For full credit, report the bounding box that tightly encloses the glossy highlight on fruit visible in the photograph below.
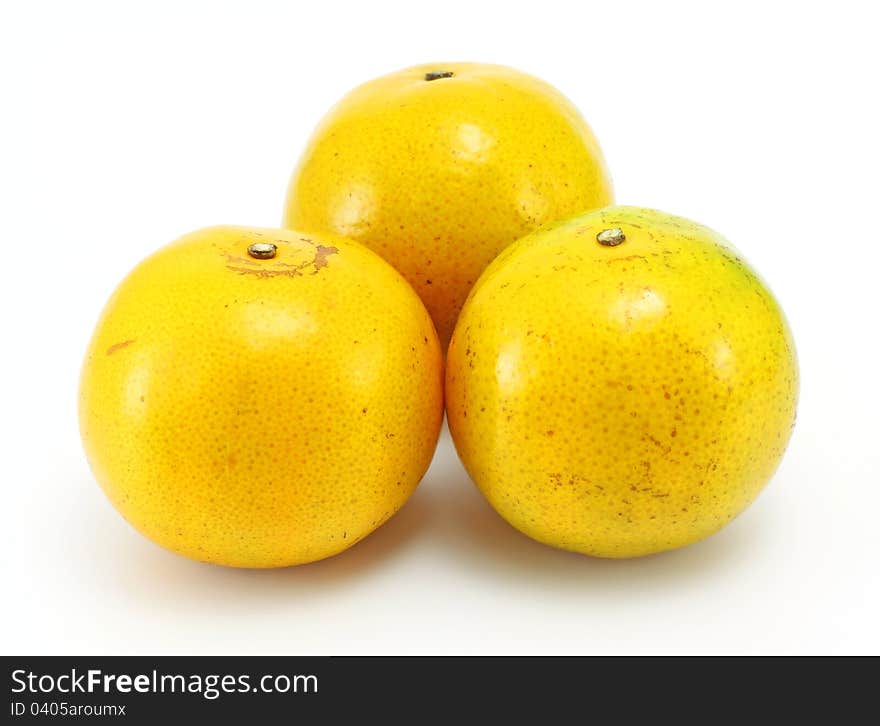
[79,226,444,568]
[283,62,614,347]
[446,206,798,558]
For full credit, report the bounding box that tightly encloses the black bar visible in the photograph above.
[2,656,871,722]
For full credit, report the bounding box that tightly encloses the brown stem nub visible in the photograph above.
[425,71,454,81]
[597,228,626,247]
[248,242,277,259]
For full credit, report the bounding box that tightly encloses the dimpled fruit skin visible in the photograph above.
[283,62,613,348]
[446,206,798,558]
[79,226,443,568]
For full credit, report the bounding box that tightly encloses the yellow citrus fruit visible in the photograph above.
[79,226,443,568]
[446,206,798,558]
[283,62,614,347]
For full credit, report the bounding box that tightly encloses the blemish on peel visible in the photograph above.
[312,245,339,271]
[226,245,339,278]
[106,339,135,355]
[225,254,260,267]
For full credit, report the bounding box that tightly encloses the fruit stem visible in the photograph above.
[597,228,626,247]
[248,242,277,259]
[424,71,454,81]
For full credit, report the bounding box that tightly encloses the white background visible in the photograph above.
[2,1,878,655]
